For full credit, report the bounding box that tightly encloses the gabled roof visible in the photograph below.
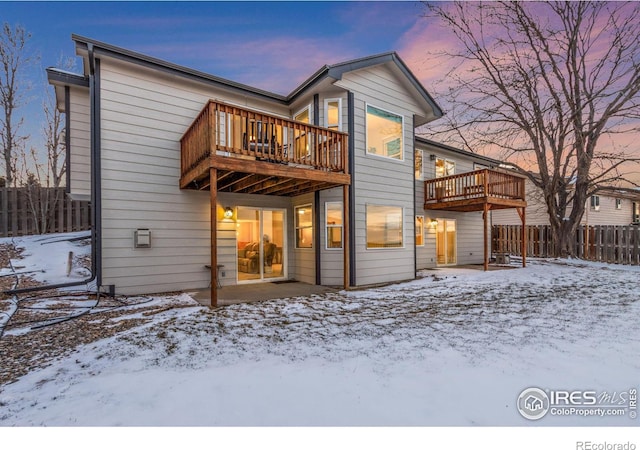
[66,35,442,121]
[288,52,443,121]
[415,136,503,167]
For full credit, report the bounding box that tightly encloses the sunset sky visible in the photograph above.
[2,1,639,184]
[4,2,438,95]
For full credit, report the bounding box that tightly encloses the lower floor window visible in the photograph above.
[415,215,424,246]
[295,205,313,248]
[366,205,403,249]
[326,202,343,249]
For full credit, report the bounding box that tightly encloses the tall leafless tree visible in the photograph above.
[424,1,640,256]
[20,56,74,234]
[0,23,34,187]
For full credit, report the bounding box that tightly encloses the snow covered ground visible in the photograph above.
[1,233,639,429]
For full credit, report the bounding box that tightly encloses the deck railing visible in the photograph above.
[424,169,525,204]
[181,100,349,177]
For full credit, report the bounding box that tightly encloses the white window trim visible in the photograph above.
[615,198,623,210]
[591,195,600,210]
[295,203,313,249]
[325,201,343,250]
[294,105,312,123]
[365,204,405,250]
[415,215,425,247]
[324,98,342,131]
[415,149,424,180]
[365,103,405,162]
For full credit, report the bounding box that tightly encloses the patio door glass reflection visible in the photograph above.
[436,219,457,265]
[236,207,286,282]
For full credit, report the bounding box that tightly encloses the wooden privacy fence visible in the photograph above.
[0,187,91,237]
[492,224,640,265]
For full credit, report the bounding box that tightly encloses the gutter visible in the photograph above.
[4,44,101,295]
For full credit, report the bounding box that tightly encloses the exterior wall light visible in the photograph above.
[224,207,234,219]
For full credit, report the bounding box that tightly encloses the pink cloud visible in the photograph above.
[136,35,357,95]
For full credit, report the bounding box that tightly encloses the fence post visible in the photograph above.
[0,187,91,237]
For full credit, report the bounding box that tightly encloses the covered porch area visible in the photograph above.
[180,100,351,306]
[424,168,527,270]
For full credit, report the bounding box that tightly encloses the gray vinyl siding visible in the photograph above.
[335,65,421,285]
[68,86,91,199]
[415,142,491,268]
[98,57,290,295]
[292,193,316,285]
[319,187,344,286]
[584,196,636,225]
[491,178,548,226]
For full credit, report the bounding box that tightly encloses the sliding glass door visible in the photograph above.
[436,219,457,265]
[236,207,286,282]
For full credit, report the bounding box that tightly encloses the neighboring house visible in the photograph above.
[48,35,526,305]
[492,176,640,226]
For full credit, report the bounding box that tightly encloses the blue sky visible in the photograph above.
[4,1,432,94]
[3,1,439,162]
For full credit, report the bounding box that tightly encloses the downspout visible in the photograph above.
[4,44,101,295]
[65,86,71,195]
[347,92,356,287]
[313,94,321,285]
[412,117,417,279]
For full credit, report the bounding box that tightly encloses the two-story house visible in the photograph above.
[492,177,640,227]
[48,35,526,305]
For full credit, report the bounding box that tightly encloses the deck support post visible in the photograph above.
[210,167,218,307]
[517,206,526,268]
[343,184,350,289]
[483,202,489,271]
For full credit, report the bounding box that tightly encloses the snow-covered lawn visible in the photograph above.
[1,233,639,427]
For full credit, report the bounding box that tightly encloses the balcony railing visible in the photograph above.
[181,100,349,178]
[425,169,525,205]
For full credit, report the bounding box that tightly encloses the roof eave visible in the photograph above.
[415,136,503,167]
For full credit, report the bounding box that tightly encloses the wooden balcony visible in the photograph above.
[424,169,526,212]
[180,100,350,196]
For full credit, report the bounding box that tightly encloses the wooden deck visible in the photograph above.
[424,169,527,270]
[180,100,350,195]
[179,100,351,307]
[424,169,526,212]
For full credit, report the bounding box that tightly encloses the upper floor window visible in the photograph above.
[616,198,623,210]
[590,195,600,211]
[415,149,424,180]
[366,105,403,160]
[633,202,639,223]
[294,106,311,123]
[435,158,455,178]
[324,99,342,131]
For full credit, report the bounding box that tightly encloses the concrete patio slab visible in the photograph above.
[188,281,337,307]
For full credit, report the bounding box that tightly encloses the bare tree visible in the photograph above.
[0,23,34,187]
[18,56,74,234]
[424,1,640,256]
